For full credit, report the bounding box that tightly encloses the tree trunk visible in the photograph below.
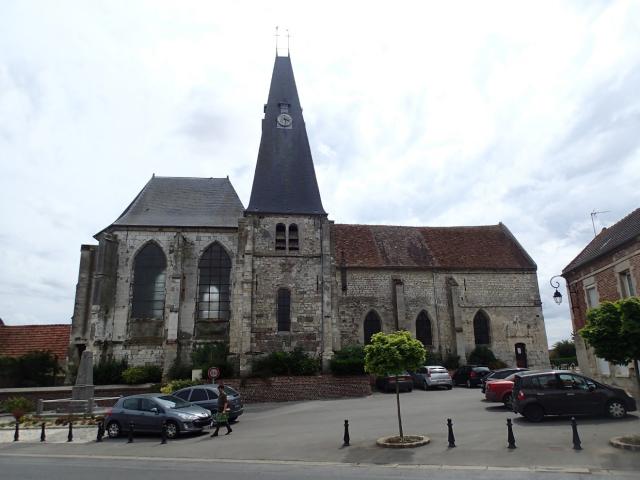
[634,358,640,390]
[395,375,404,442]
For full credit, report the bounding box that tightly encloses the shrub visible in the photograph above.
[467,346,497,366]
[489,359,508,370]
[253,347,320,376]
[160,378,201,394]
[94,358,128,385]
[122,365,162,385]
[330,345,365,375]
[443,353,460,370]
[191,343,234,379]
[167,357,193,381]
[0,351,61,388]
[2,396,35,420]
[424,350,443,366]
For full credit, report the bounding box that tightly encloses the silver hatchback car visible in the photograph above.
[411,365,453,390]
[104,393,212,439]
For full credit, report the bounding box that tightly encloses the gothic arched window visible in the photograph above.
[416,311,433,347]
[288,224,299,251]
[131,243,166,319]
[363,310,382,345]
[275,223,286,251]
[197,243,231,320]
[277,288,291,331]
[473,311,491,346]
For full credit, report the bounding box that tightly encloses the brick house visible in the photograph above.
[69,55,551,376]
[562,208,640,397]
[0,320,70,367]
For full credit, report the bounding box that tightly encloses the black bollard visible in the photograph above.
[571,417,582,450]
[67,422,73,442]
[506,418,516,449]
[161,421,167,444]
[40,423,46,442]
[447,418,456,448]
[343,419,350,447]
[13,422,19,442]
[128,421,134,443]
[96,421,104,443]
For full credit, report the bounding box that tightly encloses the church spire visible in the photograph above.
[246,56,326,215]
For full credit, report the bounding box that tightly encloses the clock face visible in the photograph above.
[277,113,292,128]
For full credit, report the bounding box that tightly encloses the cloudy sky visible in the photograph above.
[1,1,639,347]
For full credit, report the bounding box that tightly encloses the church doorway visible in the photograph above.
[515,343,528,368]
[363,310,381,345]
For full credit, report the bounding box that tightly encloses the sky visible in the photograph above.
[1,1,639,348]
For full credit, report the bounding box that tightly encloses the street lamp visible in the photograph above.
[550,275,563,305]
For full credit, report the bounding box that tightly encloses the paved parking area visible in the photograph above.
[1,387,639,472]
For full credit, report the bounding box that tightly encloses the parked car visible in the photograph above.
[411,366,453,390]
[512,370,637,422]
[481,368,529,393]
[484,373,518,407]
[376,372,413,393]
[452,365,492,388]
[104,393,212,439]
[173,384,244,422]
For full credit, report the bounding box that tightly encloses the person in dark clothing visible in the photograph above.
[211,382,232,436]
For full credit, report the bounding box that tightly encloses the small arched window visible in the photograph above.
[197,243,232,320]
[131,243,166,319]
[277,288,291,331]
[275,223,286,251]
[416,311,432,347]
[288,224,299,251]
[473,311,491,345]
[363,310,382,345]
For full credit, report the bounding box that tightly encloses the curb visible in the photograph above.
[610,436,640,452]
[376,435,430,448]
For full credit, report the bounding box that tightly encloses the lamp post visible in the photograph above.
[550,276,563,305]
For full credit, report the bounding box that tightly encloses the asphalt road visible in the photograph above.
[1,387,639,473]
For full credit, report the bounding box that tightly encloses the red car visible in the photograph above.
[485,374,517,407]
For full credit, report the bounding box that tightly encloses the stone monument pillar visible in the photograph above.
[72,351,95,409]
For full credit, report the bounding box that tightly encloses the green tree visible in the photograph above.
[580,297,640,387]
[364,331,426,441]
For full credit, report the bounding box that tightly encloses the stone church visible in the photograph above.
[69,55,550,376]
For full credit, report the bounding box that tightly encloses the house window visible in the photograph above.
[415,311,432,347]
[288,224,299,251]
[277,288,291,331]
[619,270,635,298]
[131,243,166,319]
[585,286,598,308]
[363,310,382,345]
[197,243,231,320]
[473,311,491,346]
[275,223,286,251]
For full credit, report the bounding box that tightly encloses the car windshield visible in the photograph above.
[429,368,447,373]
[155,395,192,409]
[505,374,517,381]
[223,386,238,396]
[474,367,491,373]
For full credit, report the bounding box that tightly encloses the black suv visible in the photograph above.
[452,365,492,388]
[512,370,637,422]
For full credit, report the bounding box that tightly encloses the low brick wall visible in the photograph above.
[0,375,371,408]
[224,375,371,403]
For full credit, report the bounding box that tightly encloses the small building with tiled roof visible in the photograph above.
[562,207,640,397]
[0,323,70,363]
[70,54,550,376]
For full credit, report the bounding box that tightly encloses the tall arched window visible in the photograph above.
[275,223,286,251]
[197,243,231,320]
[473,311,491,345]
[288,224,299,251]
[363,310,382,345]
[416,311,433,347]
[131,243,166,319]
[277,288,291,331]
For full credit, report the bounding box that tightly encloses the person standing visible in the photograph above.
[211,381,232,437]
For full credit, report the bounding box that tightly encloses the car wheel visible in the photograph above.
[502,393,513,408]
[165,420,179,439]
[466,380,472,388]
[446,385,453,390]
[523,404,544,422]
[408,386,413,392]
[423,380,429,391]
[607,400,627,419]
[106,421,121,438]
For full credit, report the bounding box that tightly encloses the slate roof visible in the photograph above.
[0,324,71,361]
[246,56,326,215]
[104,176,245,232]
[563,208,640,274]
[334,223,536,270]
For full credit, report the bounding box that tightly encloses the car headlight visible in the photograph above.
[624,389,634,398]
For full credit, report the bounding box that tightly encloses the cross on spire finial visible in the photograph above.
[286,29,291,56]
[274,26,280,54]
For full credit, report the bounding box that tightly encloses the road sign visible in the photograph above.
[208,367,220,380]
